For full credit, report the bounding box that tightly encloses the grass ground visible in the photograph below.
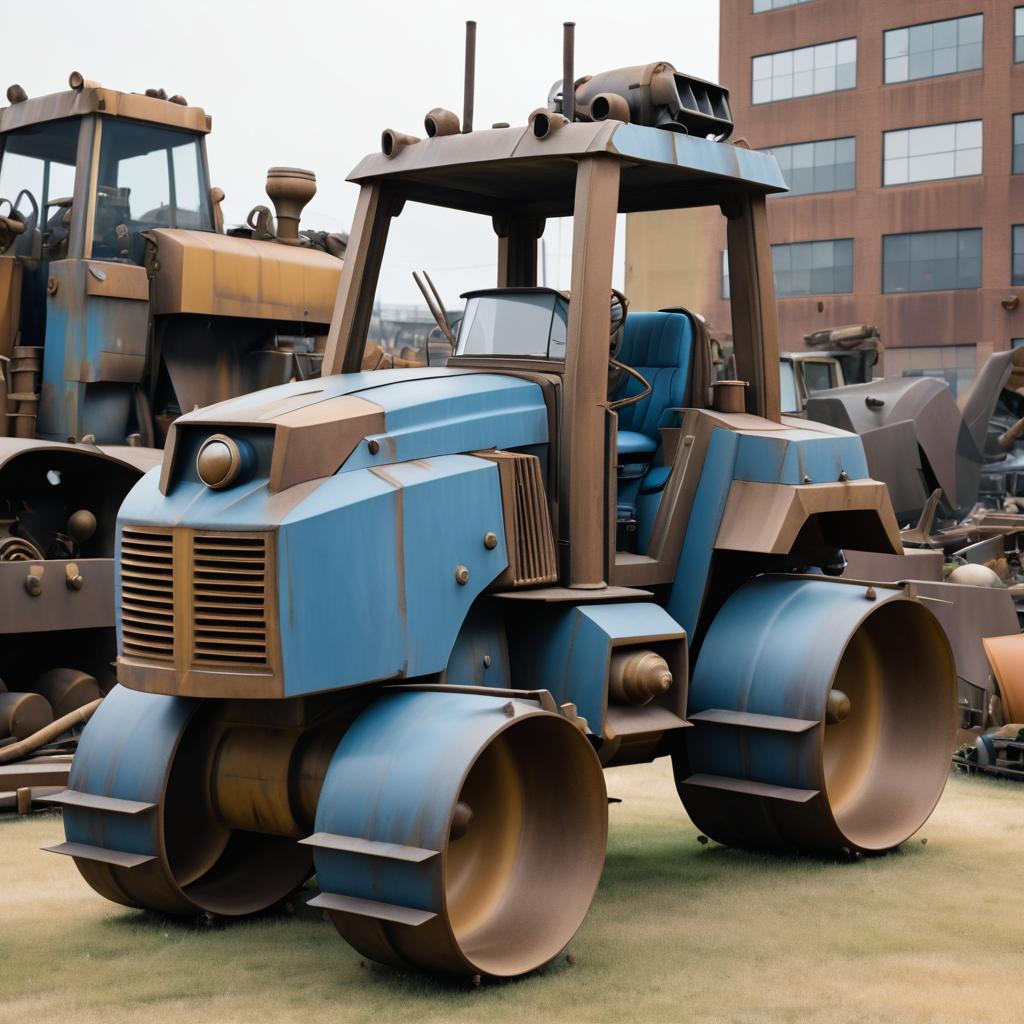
[1,764,1021,1024]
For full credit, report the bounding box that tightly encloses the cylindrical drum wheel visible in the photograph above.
[311,690,608,978]
[0,691,52,739]
[58,684,311,917]
[675,576,956,854]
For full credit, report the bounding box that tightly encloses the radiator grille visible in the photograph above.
[476,451,558,587]
[118,527,274,674]
[120,527,175,662]
[191,534,269,668]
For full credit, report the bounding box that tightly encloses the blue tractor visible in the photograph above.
[49,30,956,979]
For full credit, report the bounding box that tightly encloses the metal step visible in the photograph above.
[299,832,438,863]
[308,891,437,927]
[687,708,818,733]
[42,841,156,869]
[40,790,156,815]
[681,773,820,803]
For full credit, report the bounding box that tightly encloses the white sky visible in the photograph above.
[7,0,718,304]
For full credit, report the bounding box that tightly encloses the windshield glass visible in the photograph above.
[803,360,837,394]
[455,291,568,359]
[0,118,80,255]
[93,119,211,260]
[779,359,800,413]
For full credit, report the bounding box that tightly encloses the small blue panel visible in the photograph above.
[733,432,869,485]
[343,372,548,472]
[611,123,787,192]
[667,427,740,638]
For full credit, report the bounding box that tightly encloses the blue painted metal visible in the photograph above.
[38,260,149,443]
[343,372,548,472]
[117,453,510,695]
[59,684,199,914]
[610,122,787,192]
[667,427,740,638]
[667,424,875,639]
[677,574,955,852]
[731,429,869,486]
[508,601,686,736]
[311,686,607,975]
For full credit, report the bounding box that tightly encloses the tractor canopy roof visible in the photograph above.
[347,119,786,217]
[0,81,210,136]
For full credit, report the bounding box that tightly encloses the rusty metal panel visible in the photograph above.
[0,86,209,134]
[149,229,340,323]
[0,558,114,635]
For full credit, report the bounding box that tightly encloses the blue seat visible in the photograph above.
[613,311,694,548]
[612,311,694,447]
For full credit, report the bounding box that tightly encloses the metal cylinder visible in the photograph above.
[710,379,748,413]
[265,167,316,245]
[0,692,52,740]
[463,21,476,133]
[562,22,576,123]
[678,576,956,853]
[608,649,673,705]
[31,668,101,718]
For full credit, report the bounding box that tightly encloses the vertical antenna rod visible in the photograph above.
[463,21,477,133]
[562,21,576,123]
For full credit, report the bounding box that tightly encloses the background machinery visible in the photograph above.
[51,25,957,979]
[0,74,342,804]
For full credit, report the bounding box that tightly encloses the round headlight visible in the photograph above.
[197,434,242,489]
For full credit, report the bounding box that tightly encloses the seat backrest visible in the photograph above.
[612,311,693,440]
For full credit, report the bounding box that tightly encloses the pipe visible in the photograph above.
[425,107,460,137]
[529,108,568,140]
[589,92,630,123]
[562,21,576,123]
[381,129,420,158]
[68,72,99,92]
[998,414,1024,452]
[463,20,476,133]
[0,697,102,765]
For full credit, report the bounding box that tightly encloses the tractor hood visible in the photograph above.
[159,366,550,498]
[117,367,551,699]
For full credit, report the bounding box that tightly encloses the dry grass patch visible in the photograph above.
[1,766,1020,1024]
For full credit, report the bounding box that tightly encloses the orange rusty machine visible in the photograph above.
[52,26,957,979]
[0,74,342,799]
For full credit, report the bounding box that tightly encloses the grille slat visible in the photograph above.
[191,533,269,670]
[119,526,273,675]
[120,527,174,661]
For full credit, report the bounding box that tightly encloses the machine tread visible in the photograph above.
[687,708,819,733]
[299,831,439,863]
[681,773,819,803]
[308,890,437,927]
[42,841,156,869]
[41,789,157,815]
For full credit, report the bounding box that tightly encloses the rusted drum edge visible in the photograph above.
[308,891,438,927]
[299,832,439,863]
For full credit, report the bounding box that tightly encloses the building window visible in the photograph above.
[1013,339,1024,349]
[1014,226,1024,286]
[883,120,982,185]
[752,39,857,104]
[1016,7,1024,62]
[882,229,981,293]
[1015,114,1024,174]
[753,0,815,10]
[883,14,983,84]
[721,250,730,299]
[766,137,856,196]
[772,239,853,296]
[886,346,977,398]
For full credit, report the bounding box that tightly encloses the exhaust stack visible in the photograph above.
[562,21,576,123]
[463,20,476,132]
[265,167,316,245]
